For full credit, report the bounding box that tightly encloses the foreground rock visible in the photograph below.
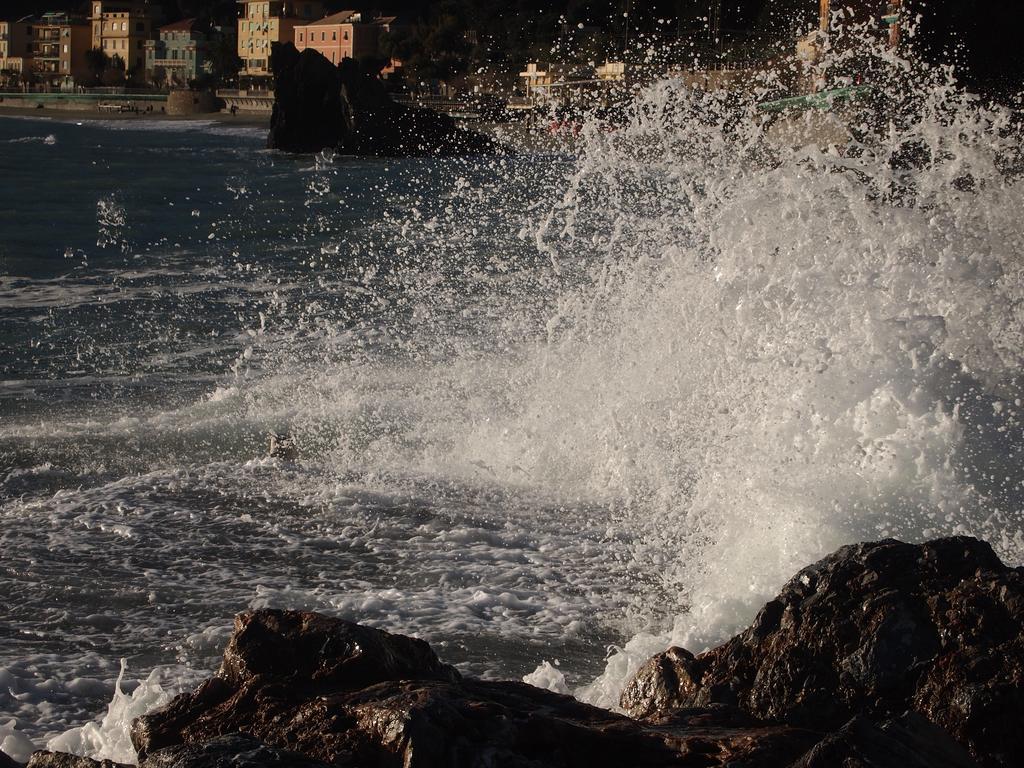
[25,754,128,768]
[26,536,1017,768]
[130,609,817,767]
[268,44,501,156]
[622,536,1023,767]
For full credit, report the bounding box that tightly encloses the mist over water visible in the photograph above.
[2,32,1024,761]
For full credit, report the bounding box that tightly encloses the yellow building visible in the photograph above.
[30,13,92,88]
[89,1,155,74]
[237,1,325,83]
[0,20,33,81]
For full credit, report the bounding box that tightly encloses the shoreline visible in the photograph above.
[0,104,270,127]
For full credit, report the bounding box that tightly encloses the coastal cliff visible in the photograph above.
[266,43,501,157]
[22,537,1023,768]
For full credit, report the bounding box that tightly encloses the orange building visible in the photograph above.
[293,11,389,66]
[30,12,91,88]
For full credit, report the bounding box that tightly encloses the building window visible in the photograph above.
[343,31,348,40]
[332,31,336,41]
[298,31,303,41]
[320,31,325,41]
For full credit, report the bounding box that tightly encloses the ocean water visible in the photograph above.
[2,44,1024,763]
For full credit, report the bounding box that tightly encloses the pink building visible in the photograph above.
[293,10,390,65]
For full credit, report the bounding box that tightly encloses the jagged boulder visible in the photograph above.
[267,44,501,156]
[621,537,1024,767]
[131,609,818,768]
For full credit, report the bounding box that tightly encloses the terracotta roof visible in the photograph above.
[374,16,398,25]
[161,17,197,32]
[304,10,363,26]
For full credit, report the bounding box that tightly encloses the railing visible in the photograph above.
[0,90,169,101]
[216,88,272,97]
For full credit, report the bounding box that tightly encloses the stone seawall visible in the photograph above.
[0,94,168,114]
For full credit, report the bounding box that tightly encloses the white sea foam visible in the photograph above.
[46,663,175,765]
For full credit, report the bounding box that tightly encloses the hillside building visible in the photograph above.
[30,12,91,88]
[144,18,211,87]
[293,11,393,66]
[0,19,33,84]
[89,1,157,74]
[237,0,324,84]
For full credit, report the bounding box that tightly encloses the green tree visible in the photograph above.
[85,48,109,86]
[101,54,126,86]
[207,33,242,86]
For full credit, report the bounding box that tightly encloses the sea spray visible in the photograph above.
[45,662,174,765]
[502,35,1024,708]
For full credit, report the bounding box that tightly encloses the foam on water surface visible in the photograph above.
[2,30,1024,759]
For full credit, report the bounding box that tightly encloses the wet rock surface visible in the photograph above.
[23,537,1020,768]
[130,609,817,767]
[25,753,129,768]
[267,44,500,156]
[622,537,1023,767]
[143,734,331,767]
[789,713,979,768]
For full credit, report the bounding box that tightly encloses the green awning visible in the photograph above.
[757,84,873,113]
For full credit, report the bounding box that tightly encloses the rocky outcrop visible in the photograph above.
[131,609,819,767]
[27,537,1019,768]
[621,537,1024,768]
[267,44,501,156]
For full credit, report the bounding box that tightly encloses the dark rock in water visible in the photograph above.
[621,536,1024,767]
[129,538,1022,768]
[790,712,980,768]
[142,734,330,767]
[25,754,129,768]
[267,44,501,156]
[265,45,347,154]
[132,609,817,767]
[0,752,21,768]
